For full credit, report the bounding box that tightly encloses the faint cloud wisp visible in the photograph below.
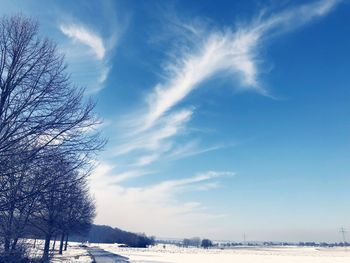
[59,22,116,93]
[60,24,106,59]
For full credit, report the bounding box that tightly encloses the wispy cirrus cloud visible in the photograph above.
[112,0,340,175]
[114,109,227,168]
[133,140,226,167]
[59,22,117,93]
[148,170,234,193]
[166,140,232,161]
[91,168,234,235]
[115,109,193,156]
[59,23,109,93]
[90,161,152,185]
[139,0,340,130]
[60,24,106,60]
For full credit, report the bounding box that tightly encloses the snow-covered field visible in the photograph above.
[96,243,350,263]
[21,240,350,263]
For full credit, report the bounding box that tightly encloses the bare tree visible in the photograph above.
[0,14,104,262]
[30,155,92,262]
[0,14,105,210]
[58,183,95,255]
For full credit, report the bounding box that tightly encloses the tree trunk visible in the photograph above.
[4,236,10,252]
[52,234,57,251]
[33,238,37,248]
[3,196,15,253]
[11,237,18,251]
[59,232,65,254]
[42,233,51,263]
[64,233,69,251]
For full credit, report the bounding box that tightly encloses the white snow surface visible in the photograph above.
[50,243,92,263]
[94,243,350,263]
[24,239,92,263]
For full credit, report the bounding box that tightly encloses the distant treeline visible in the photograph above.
[158,239,350,248]
[298,242,350,247]
[181,237,213,248]
[71,224,155,248]
[218,241,350,247]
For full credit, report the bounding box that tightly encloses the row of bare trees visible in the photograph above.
[0,15,105,262]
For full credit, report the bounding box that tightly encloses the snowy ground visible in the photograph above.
[23,239,92,262]
[94,243,350,263]
[50,243,92,263]
[21,240,350,263]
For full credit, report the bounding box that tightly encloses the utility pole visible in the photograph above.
[243,233,246,244]
[340,227,347,245]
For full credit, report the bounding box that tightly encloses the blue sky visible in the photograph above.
[2,0,350,242]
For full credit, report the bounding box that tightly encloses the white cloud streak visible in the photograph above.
[141,0,340,130]
[59,22,118,93]
[90,161,151,185]
[60,24,106,60]
[115,109,193,156]
[166,140,230,161]
[111,0,340,177]
[114,109,226,167]
[91,168,234,236]
[147,171,234,193]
